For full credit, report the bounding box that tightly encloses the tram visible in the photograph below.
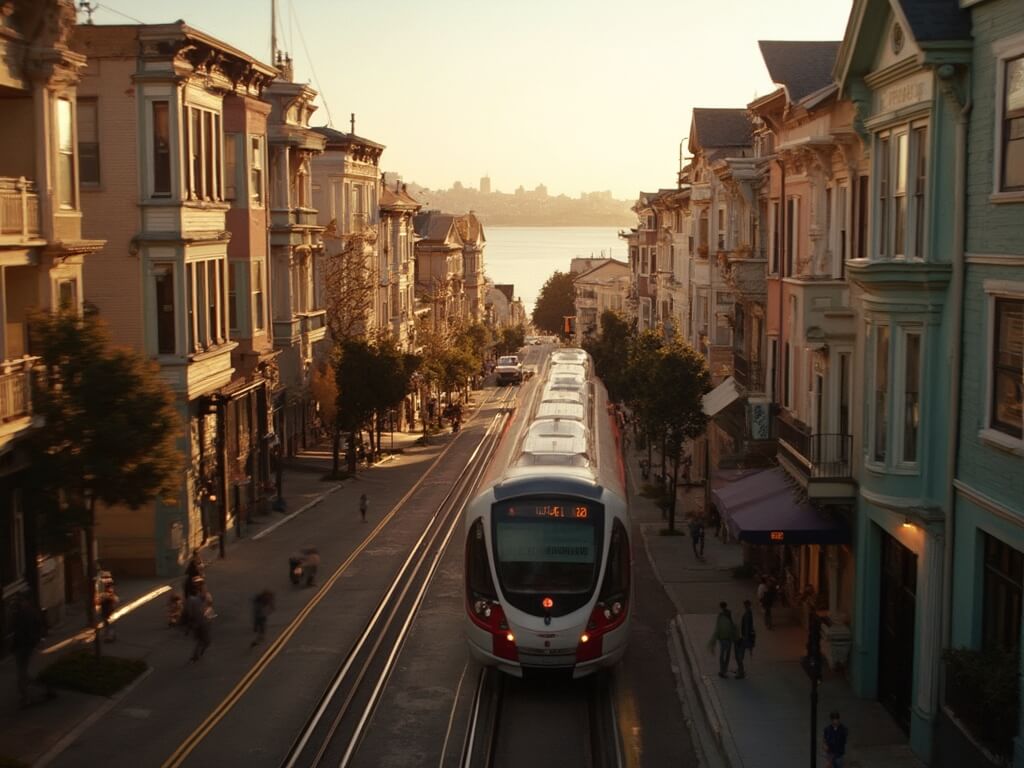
[464,348,631,677]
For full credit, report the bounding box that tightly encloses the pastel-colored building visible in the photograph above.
[836,0,971,758]
[71,23,275,575]
[1,0,104,618]
[572,258,630,342]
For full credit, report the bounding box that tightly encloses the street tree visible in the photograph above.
[323,225,375,343]
[335,339,378,473]
[626,329,666,470]
[585,310,634,402]
[310,358,343,473]
[494,326,525,357]
[650,339,711,532]
[27,308,180,655]
[531,271,576,336]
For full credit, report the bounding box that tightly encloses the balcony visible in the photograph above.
[775,410,855,501]
[732,353,764,392]
[0,358,36,444]
[0,177,42,243]
[299,309,327,344]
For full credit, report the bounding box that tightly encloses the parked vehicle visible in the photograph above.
[494,355,524,385]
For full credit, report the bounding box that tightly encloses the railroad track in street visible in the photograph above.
[281,406,509,767]
[458,667,623,768]
[161,386,515,768]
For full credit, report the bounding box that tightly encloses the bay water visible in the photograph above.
[483,226,628,318]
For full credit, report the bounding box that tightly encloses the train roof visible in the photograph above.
[526,419,588,440]
[535,402,586,421]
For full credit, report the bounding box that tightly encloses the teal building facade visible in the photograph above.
[950,0,1024,763]
[836,0,972,760]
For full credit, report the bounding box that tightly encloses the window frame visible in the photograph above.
[151,100,172,199]
[982,531,1023,656]
[982,283,1024,450]
[77,97,100,188]
[56,97,76,209]
[992,33,1024,200]
[875,122,929,259]
[153,262,177,356]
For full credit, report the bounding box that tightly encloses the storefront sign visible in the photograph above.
[770,530,785,542]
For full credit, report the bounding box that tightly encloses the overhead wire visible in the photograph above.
[288,0,334,128]
[96,2,145,24]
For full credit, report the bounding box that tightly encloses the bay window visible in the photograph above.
[902,331,921,463]
[182,105,223,201]
[186,258,228,354]
[873,325,890,463]
[152,101,170,197]
[57,97,75,208]
[154,263,176,355]
[876,124,928,258]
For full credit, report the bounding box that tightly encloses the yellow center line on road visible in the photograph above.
[161,426,470,768]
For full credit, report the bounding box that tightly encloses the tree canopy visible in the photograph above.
[531,271,576,335]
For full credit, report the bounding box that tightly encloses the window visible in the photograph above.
[154,264,175,354]
[717,206,726,251]
[698,210,709,253]
[57,278,78,310]
[903,332,921,463]
[769,201,780,273]
[836,183,848,276]
[783,341,792,409]
[873,325,890,462]
[77,98,99,186]
[998,53,1024,192]
[2,493,25,586]
[992,297,1023,438]
[223,134,237,201]
[182,106,222,201]
[186,258,227,353]
[250,136,263,206]
[983,533,1023,655]
[152,101,171,197]
[57,98,75,208]
[856,175,869,260]
[785,197,798,276]
[228,263,239,334]
[876,126,928,258]
[253,261,265,331]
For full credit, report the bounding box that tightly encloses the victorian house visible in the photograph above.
[378,180,421,350]
[837,0,971,759]
[70,23,275,575]
[264,55,327,457]
[456,212,486,323]
[572,258,630,342]
[1,0,104,620]
[310,122,384,345]
[622,192,661,332]
[413,211,467,332]
[948,0,1024,762]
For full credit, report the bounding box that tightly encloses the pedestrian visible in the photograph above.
[184,548,204,597]
[12,591,44,707]
[708,601,737,679]
[692,517,705,559]
[359,493,368,523]
[167,591,184,627]
[190,583,214,662]
[763,577,778,629]
[251,589,275,646]
[99,582,119,642]
[302,547,320,587]
[734,599,756,678]
[823,711,849,768]
[756,576,768,609]
[183,577,204,635]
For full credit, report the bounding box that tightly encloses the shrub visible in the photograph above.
[39,651,147,698]
[943,646,1020,758]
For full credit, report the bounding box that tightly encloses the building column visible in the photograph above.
[910,526,944,762]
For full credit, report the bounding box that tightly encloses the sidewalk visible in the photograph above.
[628,449,925,768]
[0,411,454,768]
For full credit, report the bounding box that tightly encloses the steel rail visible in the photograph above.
[282,402,511,768]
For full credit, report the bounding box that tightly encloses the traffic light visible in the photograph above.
[562,316,576,337]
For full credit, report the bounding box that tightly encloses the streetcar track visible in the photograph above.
[162,387,515,768]
[283,398,513,767]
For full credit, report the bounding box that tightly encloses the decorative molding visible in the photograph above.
[966,253,1024,266]
[953,479,1023,523]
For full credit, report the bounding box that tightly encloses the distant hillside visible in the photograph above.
[405,184,634,227]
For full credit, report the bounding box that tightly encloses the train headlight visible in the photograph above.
[506,632,515,643]
[580,632,590,643]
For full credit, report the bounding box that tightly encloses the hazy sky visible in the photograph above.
[82,0,854,199]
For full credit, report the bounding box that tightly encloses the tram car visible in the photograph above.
[464,348,631,677]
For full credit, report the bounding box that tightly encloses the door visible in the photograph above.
[878,529,917,732]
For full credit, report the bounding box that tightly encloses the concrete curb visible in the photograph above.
[34,665,154,768]
[668,616,723,768]
[672,614,745,768]
[251,482,344,541]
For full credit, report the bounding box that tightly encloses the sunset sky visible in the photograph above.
[82,0,854,199]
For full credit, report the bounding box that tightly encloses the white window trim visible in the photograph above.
[865,322,891,471]
[981,279,1024,453]
[874,122,929,260]
[991,32,1024,202]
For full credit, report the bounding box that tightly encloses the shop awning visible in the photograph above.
[713,468,849,545]
[702,376,742,417]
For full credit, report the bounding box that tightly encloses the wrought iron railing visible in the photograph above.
[732,354,764,391]
[775,411,852,480]
[0,358,35,423]
[0,177,41,240]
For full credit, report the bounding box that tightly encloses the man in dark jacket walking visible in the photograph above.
[734,599,756,678]
[710,601,737,678]
[823,711,849,767]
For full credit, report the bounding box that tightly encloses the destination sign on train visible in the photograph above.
[504,504,591,519]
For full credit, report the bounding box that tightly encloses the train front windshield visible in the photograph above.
[491,498,603,616]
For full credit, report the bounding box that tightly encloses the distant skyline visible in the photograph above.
[79,0,854,200]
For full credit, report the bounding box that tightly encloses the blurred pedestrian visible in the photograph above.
[167,591,183,627]
[709,601,737,679]
[823,711,848,768]
[302,547,320,587]
[251,589,275,646]
[359,493,368,523]
[190,583,214,662]
[689,517,705,560]
[99,582,119,642]
[183,577,204,635]
[12,591,44,707]
[184,548,204,597]
[763,577,778,629]
[734,599,756,678]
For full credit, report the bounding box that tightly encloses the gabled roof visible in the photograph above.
[574,259,630,283]
[380,185,421,210]
[758,41,841,104]
[312,126,385,152]
[689,108,753,154]
[455,212,486,244]
[413,211,464,247]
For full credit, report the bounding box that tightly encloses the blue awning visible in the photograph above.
[713,468,849,546]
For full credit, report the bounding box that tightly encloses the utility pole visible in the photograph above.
[270,0,277,63]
